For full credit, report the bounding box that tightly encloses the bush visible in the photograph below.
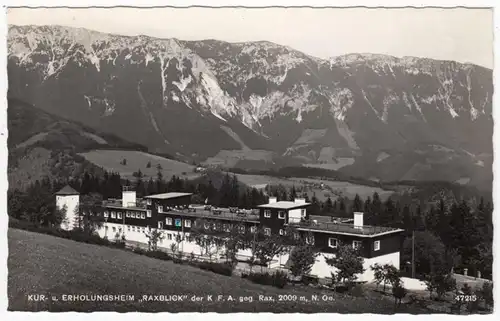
[246,271,288,288]
[145,250,172,261]
[132,246,147,255]
[196,262,233,276]
[302,275,319,285]
[349,284,365,297]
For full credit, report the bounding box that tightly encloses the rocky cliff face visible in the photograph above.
[7,25,493,190]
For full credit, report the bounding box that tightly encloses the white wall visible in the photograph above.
[122,191,137,208]
[56,195,80,231]
[288,208,302,223]
[308,251,400,282]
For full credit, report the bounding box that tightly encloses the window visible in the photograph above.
[132,226,135,231]
[264,228,271,236]
[353,240,362,250]
[127,226,130,231]
[141,213,146,219]
[239,226,245,234]
[167,233,172,240]
[279,229,284,235]
[112,227,116,232]
[184,220,191,228]
[250,226,257,233]
[111,211,116,219]
[278,211,285,219]
[118,227,122,233]
[293,232,300,240]
[165,217,173,225]
[264,210,271,218]
[147,210,152,217]
[306,235,315,245]
[130,212,135,218]
[104,211,109,218]
[158,206,163,213]
[117,212,122,219]
[175,219,182,227]
[328,238,338,248]
[147,199,152,205]
[158,221,163,229]
[374,240,381,251]
[105,226,108,231]
[301,209,306,217]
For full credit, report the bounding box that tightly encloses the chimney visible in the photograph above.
[294,197,306,204]
[268,196,277,204]
[122,186,137,208]
[354,212,364,229]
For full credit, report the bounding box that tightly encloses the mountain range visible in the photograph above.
[7,25,493,192]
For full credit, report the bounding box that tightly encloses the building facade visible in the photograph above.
[63,186,404,282]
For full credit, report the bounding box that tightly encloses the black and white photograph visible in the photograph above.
[3,3,496,315]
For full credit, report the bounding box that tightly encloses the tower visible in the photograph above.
[55,185,80,231]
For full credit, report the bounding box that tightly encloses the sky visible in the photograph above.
[7,7,494,68]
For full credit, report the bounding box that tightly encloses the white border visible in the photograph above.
[0,1,498,321]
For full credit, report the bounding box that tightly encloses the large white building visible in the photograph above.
[63,187,404,282]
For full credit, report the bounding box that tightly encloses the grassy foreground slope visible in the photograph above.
[8,229,430,313]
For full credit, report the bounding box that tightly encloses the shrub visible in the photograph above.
[132,246,147,255]
[246,271,288,288]
[392,284,407,307]
[349,284,365,297]
[197,262,233,276]
[145,250,172,261]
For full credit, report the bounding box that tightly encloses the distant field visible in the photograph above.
[8,229,427,313]
[303,158,355,171]
[203,149,274,168]
[79,150,199,180]
[235,174,394,202]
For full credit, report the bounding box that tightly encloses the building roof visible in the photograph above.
[289,221,404,238]
[55,185,80,195]
[143,192,193,200]
[258,201,310,210]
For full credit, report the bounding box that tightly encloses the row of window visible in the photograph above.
[263,209,306,219]
[195,221,255,234]
[264,210,286,219]
[158,218,192,229]
[105,225,149,233]
[104,210,152,219]
[324,237,379,251]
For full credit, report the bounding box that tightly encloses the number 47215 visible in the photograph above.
[455,295,477,302]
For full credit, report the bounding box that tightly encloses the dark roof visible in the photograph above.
[55,185,80,195]
[289,221,404,238]
[144,192,193,200]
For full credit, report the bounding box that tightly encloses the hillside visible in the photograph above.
[7,25,493,192]
[7,97,147,189]
[8,229,429,313]
[79,149,199,181]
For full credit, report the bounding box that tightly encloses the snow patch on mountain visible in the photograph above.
[327,88,354,121]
